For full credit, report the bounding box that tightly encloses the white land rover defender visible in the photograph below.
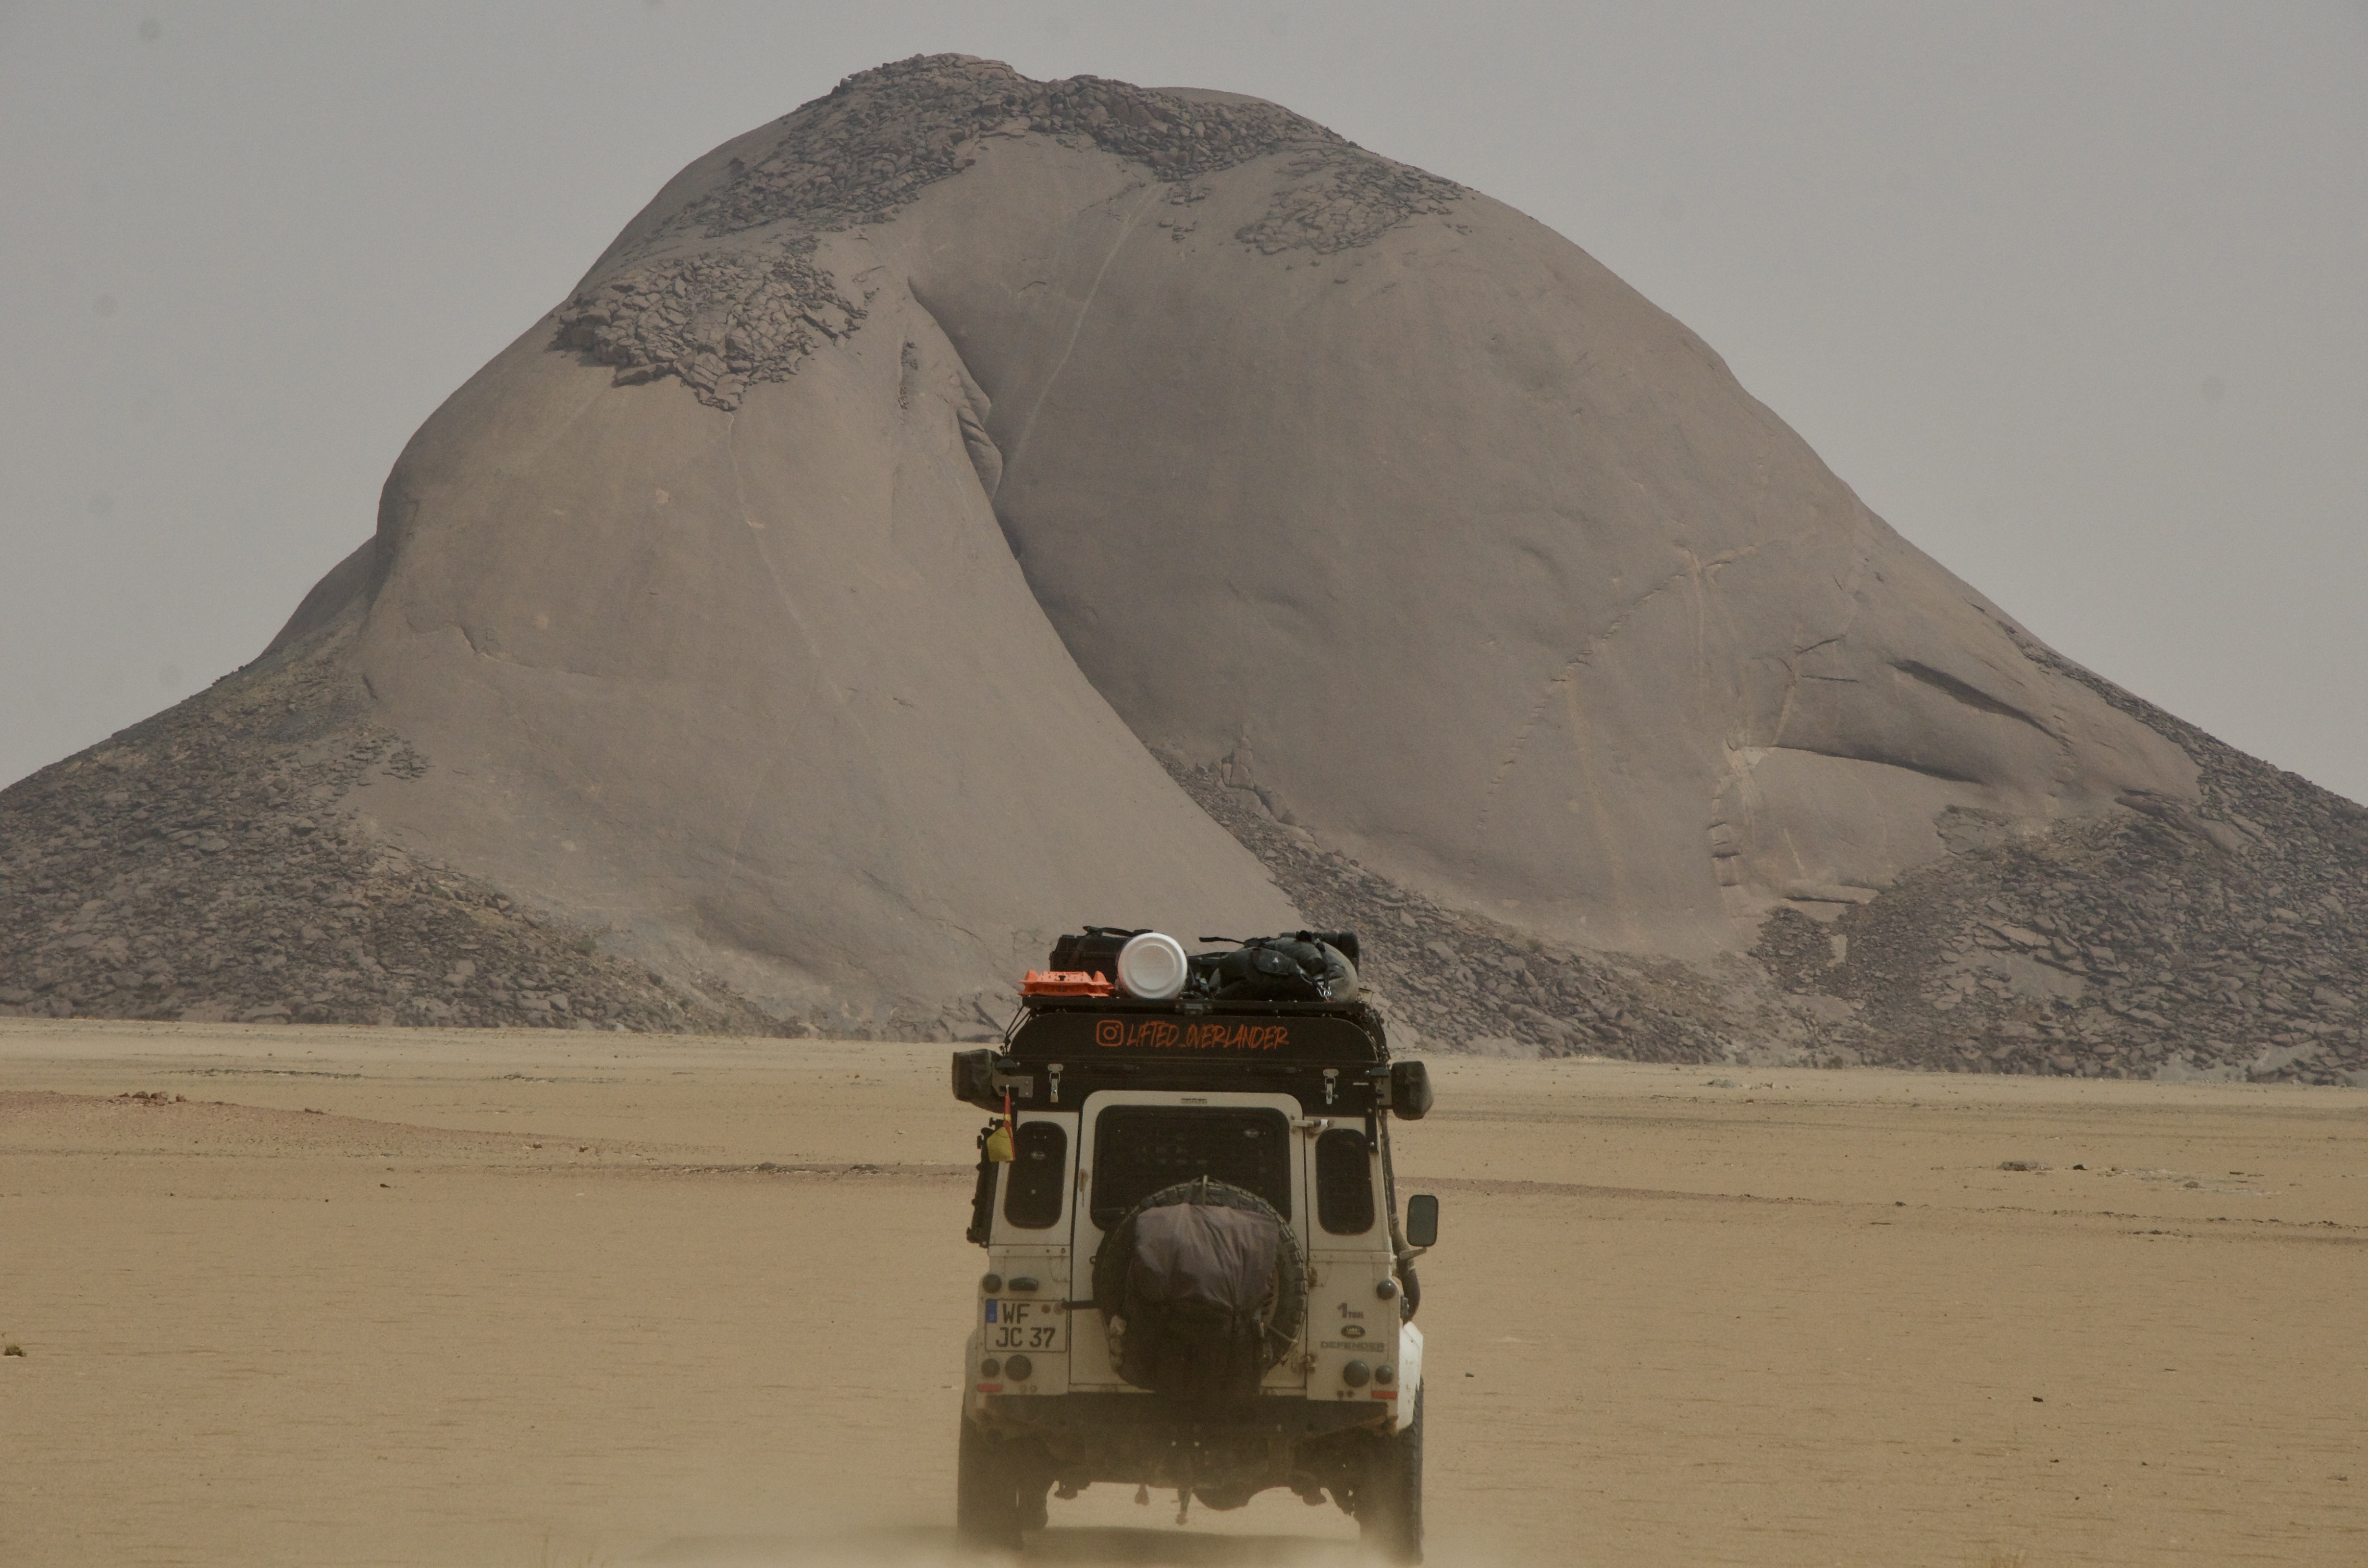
[950,928,1440,1561]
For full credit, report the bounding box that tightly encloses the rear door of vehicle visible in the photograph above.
[1069,1090,1309,1392]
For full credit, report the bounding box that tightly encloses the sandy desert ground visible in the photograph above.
[3,1019,2363,1568]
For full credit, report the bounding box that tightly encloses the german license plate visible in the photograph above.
[983,1298,1067,1353]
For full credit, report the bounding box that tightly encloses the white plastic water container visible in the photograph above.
[1115,931,1190,1001]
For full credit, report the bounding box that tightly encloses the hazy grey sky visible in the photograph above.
[4,2,2363,802]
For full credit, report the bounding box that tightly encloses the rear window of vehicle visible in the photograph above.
[1002,1119,1068,1229]
[1091,1105,1293,1228]
[1314,1127,1375,1235]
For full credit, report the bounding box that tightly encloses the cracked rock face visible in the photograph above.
[8,54,2364,1079]
[550,56,1456,411]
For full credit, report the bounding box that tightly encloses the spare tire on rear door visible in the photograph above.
[1092,1176,1307,1398]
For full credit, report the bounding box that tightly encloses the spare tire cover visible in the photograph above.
[1093,1177,1308,1374]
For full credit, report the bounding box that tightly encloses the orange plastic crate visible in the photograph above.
[1020,969,1116,997]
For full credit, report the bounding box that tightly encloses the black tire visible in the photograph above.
[1357,1384,1424,1565]
[956,1415,1047,1550]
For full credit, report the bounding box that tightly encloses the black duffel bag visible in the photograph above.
[1198,934,1359,1002]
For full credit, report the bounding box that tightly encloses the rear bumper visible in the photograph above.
[969,1391,1395,1495]
[974,1390,1391,1442]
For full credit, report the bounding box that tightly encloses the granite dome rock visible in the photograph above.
[7,56,2364,1080]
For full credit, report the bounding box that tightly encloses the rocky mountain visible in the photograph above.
[6,55,2362,1080]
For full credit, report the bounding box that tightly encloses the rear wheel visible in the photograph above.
[956,1416,1048,1549]
[1357,1385,1425,1564]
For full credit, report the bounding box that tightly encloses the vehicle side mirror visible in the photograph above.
[1405,1193,1439,1250]
[1387,1060,1433,1120]
[951,1048,995,1107]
